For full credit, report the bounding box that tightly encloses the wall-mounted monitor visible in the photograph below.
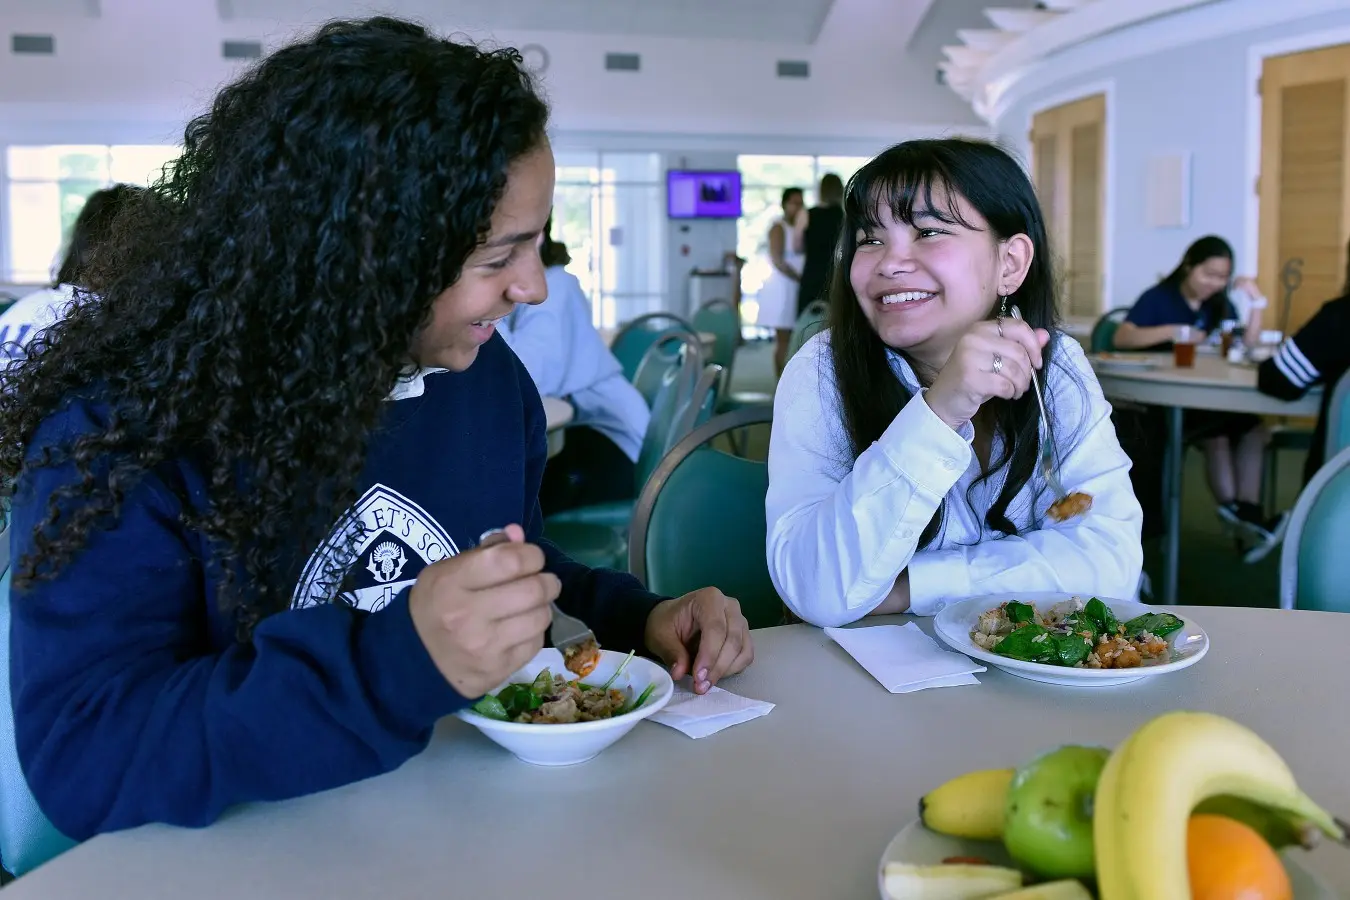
[667,169,742,219]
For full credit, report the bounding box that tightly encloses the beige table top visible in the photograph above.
[1090,351,1322,417]
[9,608,1348,899]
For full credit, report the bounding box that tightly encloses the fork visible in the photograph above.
[477,529,597,658]
[1008,306,1067,503]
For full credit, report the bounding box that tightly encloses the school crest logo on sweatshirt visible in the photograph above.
[292,483,460,612]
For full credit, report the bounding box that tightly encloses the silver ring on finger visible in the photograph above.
[992,353,1003,375]
[996,317,1004,338]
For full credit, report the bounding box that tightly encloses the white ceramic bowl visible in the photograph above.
[454,648,674,766]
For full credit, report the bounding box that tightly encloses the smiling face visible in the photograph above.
[848,183,1033,371]
[409,141,556,371]
[1180,255,1232,303]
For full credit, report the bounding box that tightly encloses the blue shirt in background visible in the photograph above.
[498,267,649,462]
[1125,283,1237,346]
[0,284,76,365]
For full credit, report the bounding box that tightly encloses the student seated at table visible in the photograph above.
[1112,236,1285,554]
[0,18,752,844]
[1257,240,1350,487]
[0,184,143,366]
[497,222,650,513]
[765,138,1143,627]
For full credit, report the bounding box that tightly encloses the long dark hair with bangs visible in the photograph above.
[0,17,550,638]
[826,137,1062,544]
[1160,235,1234,328]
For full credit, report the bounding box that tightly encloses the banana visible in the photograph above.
[1193,795,1323,850]
[919,769,1015,840]
[1095,711,1345,900]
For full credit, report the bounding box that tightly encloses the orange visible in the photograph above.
[1187,813,1293,900]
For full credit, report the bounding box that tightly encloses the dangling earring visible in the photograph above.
[998,294,1010,317]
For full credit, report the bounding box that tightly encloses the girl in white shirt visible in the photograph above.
[766,138,1143,627]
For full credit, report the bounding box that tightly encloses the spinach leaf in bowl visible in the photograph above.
[992,625,1059,664]
[1123,612,1185,639]
[1082,597,1121,639]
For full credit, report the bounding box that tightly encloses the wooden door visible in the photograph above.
[1258,43,1350,334]
[1030,94,1106,319]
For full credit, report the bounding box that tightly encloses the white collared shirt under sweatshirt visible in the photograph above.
[766,331,1144,627]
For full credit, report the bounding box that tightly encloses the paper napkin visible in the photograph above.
[824,622,985,693]
[649,683,775,739]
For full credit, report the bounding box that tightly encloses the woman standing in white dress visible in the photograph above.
[757,187,805,376]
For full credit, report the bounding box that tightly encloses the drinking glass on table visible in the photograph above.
[1219,320,1237,358]
[1173,325,1198,368]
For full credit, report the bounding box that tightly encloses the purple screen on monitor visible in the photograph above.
[667,170,742,218]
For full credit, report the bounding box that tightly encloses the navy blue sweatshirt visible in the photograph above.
[9,334,664,840]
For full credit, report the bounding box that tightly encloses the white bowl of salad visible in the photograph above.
[454,647,674,766]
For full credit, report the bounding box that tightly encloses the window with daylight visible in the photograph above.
[552,151,665,329]
[3,144,180,284]
[736,155,870,325]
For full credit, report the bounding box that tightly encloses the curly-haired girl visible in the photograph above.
[1,18,751,841]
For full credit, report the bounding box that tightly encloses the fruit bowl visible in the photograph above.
[876,820,1336,900]
[454,648,674,766]
[890,712,1346,899]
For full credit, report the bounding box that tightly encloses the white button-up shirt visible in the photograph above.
[766,331,1143,626]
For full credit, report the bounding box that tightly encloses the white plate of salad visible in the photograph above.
[933,593,1209,686]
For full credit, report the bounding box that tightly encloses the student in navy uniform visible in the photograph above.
[1113,236,1284,557]
[1257,242,1350,486]
[0,184,143,366]
[497,221,650,512]
[0,18,752,843]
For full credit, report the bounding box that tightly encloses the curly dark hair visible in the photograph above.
[0,17,550,638]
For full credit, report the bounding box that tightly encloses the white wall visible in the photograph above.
[0,0,985,146]
[992,1,1350,312]
[0,0,994,306]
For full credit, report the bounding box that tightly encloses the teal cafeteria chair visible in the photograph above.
[1089,307,1132,353]
[691,299,738,373]
[608,313,700,382]
[1279,445,1350,613]
[786,299,829,359]
[542,353,715,569]
[632,331,704,408]
[0,524,78,877]
[627,406,784,630]
[1262,370,1349,516]
[1321,372,1350,462]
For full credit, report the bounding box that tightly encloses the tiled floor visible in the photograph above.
[725,338,1304,609]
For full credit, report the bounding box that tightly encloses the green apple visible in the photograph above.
[1003,745,1110,879]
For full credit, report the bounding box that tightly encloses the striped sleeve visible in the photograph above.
[1257,296,1350,400]
[1273,338,1320,389]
